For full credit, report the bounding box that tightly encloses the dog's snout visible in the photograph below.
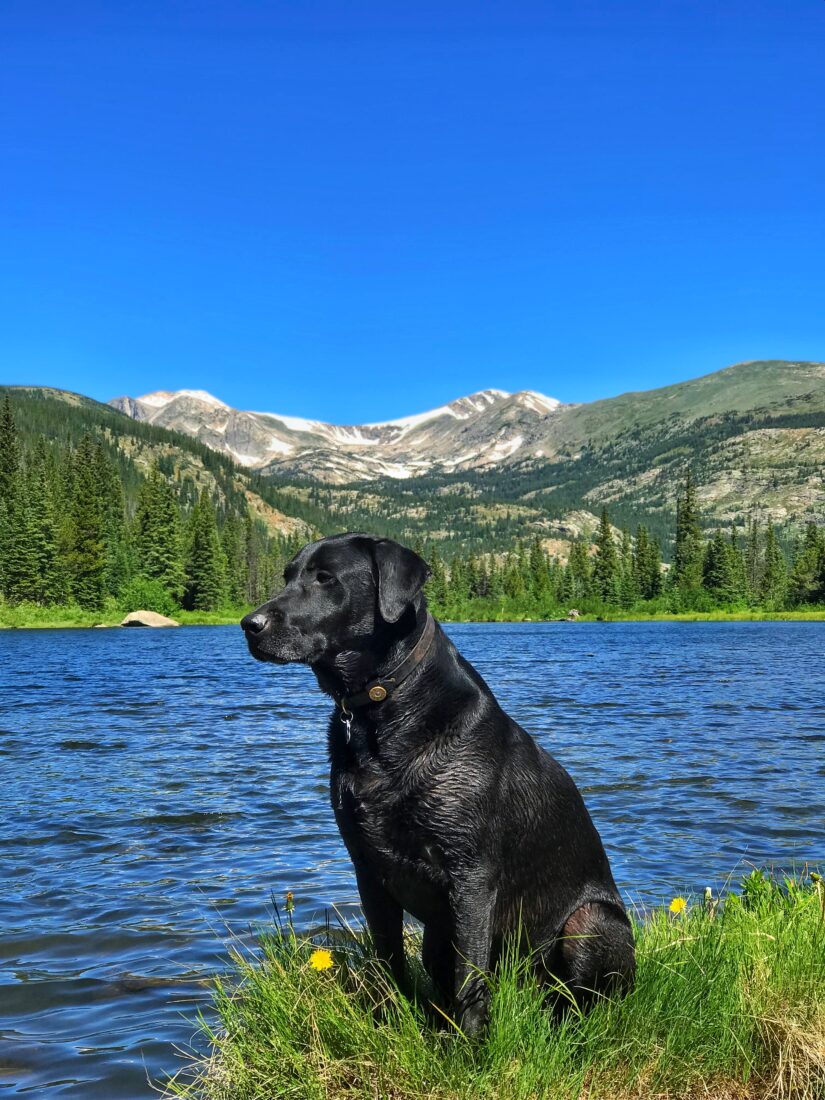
[241,611,269,636]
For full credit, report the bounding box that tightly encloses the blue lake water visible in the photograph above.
[1,621,824,1097]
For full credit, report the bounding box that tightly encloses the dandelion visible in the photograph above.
[309,948,334,972]
[669,896,687,915]
[285,891,294,915]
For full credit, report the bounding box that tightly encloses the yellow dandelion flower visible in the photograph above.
[309,948,334,971]
[669,896,687,915]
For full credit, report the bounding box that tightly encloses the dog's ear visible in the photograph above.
[372,539,431,623]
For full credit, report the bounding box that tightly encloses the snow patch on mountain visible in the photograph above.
[136,389,230,409]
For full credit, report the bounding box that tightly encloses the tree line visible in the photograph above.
[420,471,825,619]
[0,396,301,615]
[2,390,824,622]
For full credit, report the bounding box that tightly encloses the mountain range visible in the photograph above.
[110,387,564,481]
[5,358,824,557]
[110,361,825,545]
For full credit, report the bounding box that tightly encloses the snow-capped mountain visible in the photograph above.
[108,387,566,482]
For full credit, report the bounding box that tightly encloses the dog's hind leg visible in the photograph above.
[543,901,635,1013]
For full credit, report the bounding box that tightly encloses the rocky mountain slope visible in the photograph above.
[2,386,313,543]
[110,361,825,549]
[109,387,564,481]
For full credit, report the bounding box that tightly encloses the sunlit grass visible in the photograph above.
[0,600,251,629]
[165,870,825,1100]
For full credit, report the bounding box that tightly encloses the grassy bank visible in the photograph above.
[0,601,249,629]
[2,601,825,629]
[167,871,825,1100]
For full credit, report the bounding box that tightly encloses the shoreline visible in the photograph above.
[2,608,825,629]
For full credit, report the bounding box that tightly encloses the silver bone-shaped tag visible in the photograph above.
[340,704,353,744]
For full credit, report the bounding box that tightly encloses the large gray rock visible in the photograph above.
[120,610,180,628]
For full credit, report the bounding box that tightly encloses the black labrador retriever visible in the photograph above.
[241,533,634,1034]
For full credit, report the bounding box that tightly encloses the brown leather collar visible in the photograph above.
[339,613,436,712]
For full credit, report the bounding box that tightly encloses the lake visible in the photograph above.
[1,621,823,1097]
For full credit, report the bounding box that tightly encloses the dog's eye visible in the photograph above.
[316,570,334,585]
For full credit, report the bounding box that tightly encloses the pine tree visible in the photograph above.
[633,525,662,600]
[529,536,548,599]
[702,529,740,605]
[184,489,227,610]
[221,514,248,606]
[0,395,20,506]
[744,517,761,601]
[67,435,107,608]
[0,395,21,598]
[94,442,130,599]
[565,541,591,605]
[3,478,40,601]
[787,522,822,606]
[25,448,64,604]
[728,527,747,603]
[592,507,619,604]
[133,467,185,600]
[618,528,638,608]
[761,521,788,607]
[425,543,448,606]
[673,469,704,598]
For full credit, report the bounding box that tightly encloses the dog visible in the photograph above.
[241,533,634,1034]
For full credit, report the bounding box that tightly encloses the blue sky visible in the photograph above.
[1,2,823,422]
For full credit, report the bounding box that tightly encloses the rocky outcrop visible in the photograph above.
[120,610,180,627]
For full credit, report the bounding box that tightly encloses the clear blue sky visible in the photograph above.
[2,2,823,422]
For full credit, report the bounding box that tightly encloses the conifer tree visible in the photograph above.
[617,529,638,608]
[592,507,619,604]
[0,395,20,506]
[67,435,107,608]
[702,529,740,605]
[133,467,185,600]
[565,541,591,605]
[633,525,662,600]
[787,522,822,606]
[0,395,21,598]
[760,520,788,607]
[425,543,448,606]
[3,478,40,601]
[25,448,64,604]
[673,469,704,597]
[745,517,761,600]
[221,514,248,606]
[183,489,227,610]
[529,536,548,599]
[728,527,747,602]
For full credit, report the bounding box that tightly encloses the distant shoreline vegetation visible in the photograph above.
[1,394,825,629]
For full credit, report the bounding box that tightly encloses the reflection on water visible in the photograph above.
[1,622,823,1097]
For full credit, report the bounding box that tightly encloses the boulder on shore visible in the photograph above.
[120,610,180,628]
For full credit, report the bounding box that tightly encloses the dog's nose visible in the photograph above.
[241,612,269,636]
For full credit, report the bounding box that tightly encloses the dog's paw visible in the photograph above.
[458,997,489,1038]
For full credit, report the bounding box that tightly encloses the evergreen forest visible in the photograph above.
[1,391,824,624]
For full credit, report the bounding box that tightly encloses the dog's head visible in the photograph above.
[240,533,431,665]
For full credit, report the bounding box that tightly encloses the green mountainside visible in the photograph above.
[2,365,825,622]
[261,361,825,553]
[4,359,825,561]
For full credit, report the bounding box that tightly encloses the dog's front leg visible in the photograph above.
[354,863,406,991]
[451,876,495,1037]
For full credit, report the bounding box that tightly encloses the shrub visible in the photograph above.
[118,575,179,617]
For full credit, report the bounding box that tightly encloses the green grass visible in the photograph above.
[582,609,825,623]
[2,600,824,629]
[0,600,250,629]
[165,871,825,1100]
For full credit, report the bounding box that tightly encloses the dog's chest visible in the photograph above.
[331,755,449,920]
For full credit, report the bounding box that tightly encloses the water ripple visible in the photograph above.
[0,621,823,1097]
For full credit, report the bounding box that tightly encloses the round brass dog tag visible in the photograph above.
[368,684,388,702]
